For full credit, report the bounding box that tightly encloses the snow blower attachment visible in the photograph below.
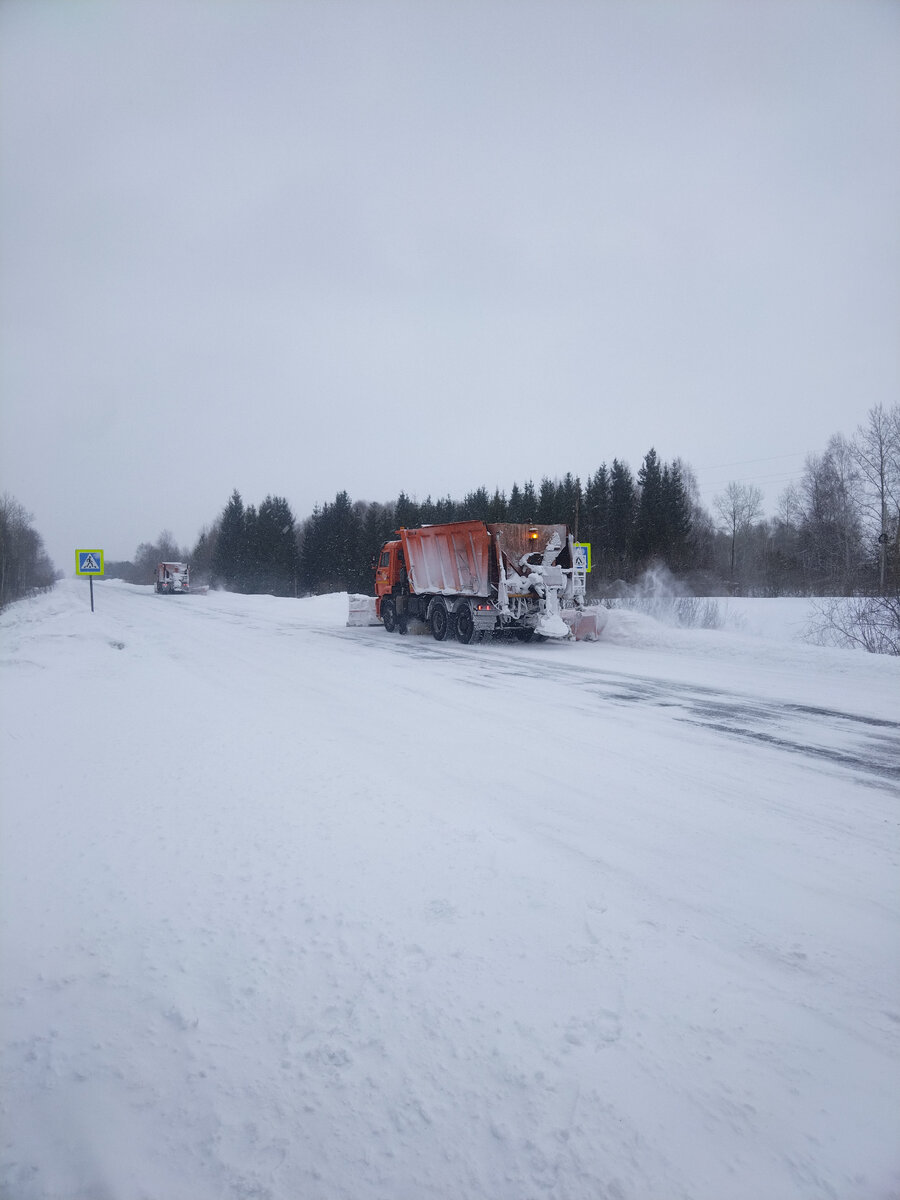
[367,520,605,643]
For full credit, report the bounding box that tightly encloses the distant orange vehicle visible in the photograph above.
[374,520,604,643]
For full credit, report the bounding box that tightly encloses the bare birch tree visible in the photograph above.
[852,403,900,592]
[713,482,763,585]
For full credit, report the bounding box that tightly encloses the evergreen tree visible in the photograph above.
[608,460,636,578]
[242,504,258,594]
[633,448,665,565]
[536,478,557,523]
[583,466,610,573]
[190,524,218,585]
[521,480,537,520]
[211,489,246,591]
[418,495,438,525]
[557,472,582,534]
[486,488,508,522]
[329,490,360,591]
[298,505,323,594]
[358,502,395,592]
[256,495,298,595]
[394,491,419,529]
[661,460,693,572]
[460,487,490,519]
[299,491,363,594]
[507,482,525,522]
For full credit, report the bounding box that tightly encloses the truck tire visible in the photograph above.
[382,598,397,632]
[455,602,475,644]
[430,598,450,641]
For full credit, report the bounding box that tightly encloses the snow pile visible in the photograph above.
[2,581,898,1200]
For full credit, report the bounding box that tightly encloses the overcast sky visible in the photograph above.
[2,0,898,573]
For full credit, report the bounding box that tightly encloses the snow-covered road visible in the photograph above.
[2,581,898,1200]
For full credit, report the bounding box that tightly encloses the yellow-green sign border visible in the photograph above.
[75,549,105,576]
[574,542,592,573]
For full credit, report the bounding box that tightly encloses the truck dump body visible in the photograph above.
[402,521,490,597]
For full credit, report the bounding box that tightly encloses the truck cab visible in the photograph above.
[374,541,405,614]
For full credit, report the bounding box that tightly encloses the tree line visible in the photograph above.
[2,405,894,621]
[105,402,900,601]
[714,404,900,595]
[0,494,58,610]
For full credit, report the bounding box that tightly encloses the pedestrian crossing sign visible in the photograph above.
[573,543,591,573]
[76,549,104,576]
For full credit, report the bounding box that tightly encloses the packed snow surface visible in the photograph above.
[2,581,898,1200]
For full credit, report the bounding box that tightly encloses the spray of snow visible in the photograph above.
[601,564,725,638]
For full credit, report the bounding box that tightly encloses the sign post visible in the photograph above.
[75,549,104,611]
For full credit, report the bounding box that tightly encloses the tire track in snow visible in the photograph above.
[323,625,900,796]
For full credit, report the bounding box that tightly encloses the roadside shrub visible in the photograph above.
[804,595,900,655]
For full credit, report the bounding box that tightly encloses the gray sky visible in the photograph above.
[2,0,898,573]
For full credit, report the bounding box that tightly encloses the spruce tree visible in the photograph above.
[487,488,508,522]
[256,495,298,595]
[521,480,537,520]
[211,490,246,591]
[583,466,610,572]
[634,448,665,565]
[608,460,636,578]
[661,461,693,573]
[508,482,524,522]
[460,487,490,519]
[394,491,418,529]
[557,472,582,534]
[242,504,258,593]
[536,478,557,523]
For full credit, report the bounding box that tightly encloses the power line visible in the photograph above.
[696,452,806,472]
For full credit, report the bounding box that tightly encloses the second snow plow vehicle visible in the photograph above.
[155,562,192,594]
[374,520,605,643]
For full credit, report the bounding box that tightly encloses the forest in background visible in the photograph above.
[105,403,899,602]
[3,404,898,614]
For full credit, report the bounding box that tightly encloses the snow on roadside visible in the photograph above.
[1,581,898,1200]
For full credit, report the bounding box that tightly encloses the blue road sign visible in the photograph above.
[76,549,104,576]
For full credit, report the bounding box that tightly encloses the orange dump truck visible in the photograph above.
[374,520,604,643]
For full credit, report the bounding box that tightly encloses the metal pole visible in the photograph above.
[90,576,94,612]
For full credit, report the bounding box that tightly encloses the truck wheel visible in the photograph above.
[455,602,475,644]
[430,599,449,641]
[382,598,397,632]
[397,611,408,635]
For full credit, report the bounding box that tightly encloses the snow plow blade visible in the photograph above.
[562,606,607,641]
[347,594,381,627]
